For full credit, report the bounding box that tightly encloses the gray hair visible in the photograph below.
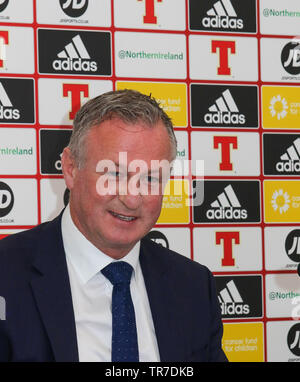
[68,89,177,167]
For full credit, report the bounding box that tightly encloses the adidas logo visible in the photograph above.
[204,89,246,125]
[52,34,98,72]
[202,0,244,30]
[206,184,248,220]
[276,138,300,173]
[218,280,250,316]
[0,82,20,120]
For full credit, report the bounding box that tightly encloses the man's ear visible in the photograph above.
[61,147,77,190]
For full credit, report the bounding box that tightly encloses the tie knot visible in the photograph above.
[101,261,133,286]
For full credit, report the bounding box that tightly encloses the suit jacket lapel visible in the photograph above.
[140,239,188,362]
[29,214,79,362]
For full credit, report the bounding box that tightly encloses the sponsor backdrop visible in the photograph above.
[0,0,299,362]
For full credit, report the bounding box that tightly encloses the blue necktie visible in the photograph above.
[101,261,139,362]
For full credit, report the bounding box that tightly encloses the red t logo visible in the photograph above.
[216,231,240,266]
[211,40,235,75]
[0,31,9,68]
[137,0,162,24]
[214,136,238,171]
[63,84,89,120]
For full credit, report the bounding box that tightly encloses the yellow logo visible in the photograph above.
[264,180,300,223]
[157,180,190,224]
[271,189,290,214]
[116,81,187,127]
[262,86,300,129]
[269,95,288,120]
[222,322,264,362]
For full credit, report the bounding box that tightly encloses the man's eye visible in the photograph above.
[147,176,159,184]
[107,171,120,177]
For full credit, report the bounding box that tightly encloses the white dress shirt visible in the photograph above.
[61,205,160,362]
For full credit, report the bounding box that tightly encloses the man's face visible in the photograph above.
[62,117,173,259]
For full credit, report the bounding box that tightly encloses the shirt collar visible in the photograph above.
[61,204,141,284]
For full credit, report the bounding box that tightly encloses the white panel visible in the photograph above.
[193,227,262,272]
[0,27,34,74]
[115,32,186,79]
[189,35,258,81]
[36,0,111,27]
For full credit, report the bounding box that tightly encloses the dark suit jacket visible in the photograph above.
[0,213,227,362]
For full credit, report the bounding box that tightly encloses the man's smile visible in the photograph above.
[109,210,138,222]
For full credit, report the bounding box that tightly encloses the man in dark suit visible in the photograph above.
[0,90,227,362]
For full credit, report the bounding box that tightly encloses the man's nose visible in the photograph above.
[117,179,142,210]
[118,192,142,210]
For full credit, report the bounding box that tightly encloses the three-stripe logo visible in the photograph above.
[280,138,300,161]
[207,0,237,17]
[215,275,262,318]
[0,82,20,120]
[52,34,97,72]
[202,0,243,30]
[276,137,300,173]
[218,280,250,316]
[204,89,246,125]
[211,184,240,208]
[57,34,90,59]
[206,184,248,220]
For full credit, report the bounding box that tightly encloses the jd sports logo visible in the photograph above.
[145,230,169,249]
[191,84,258,128]
[189,0,256,33]
[38,29,111,76]
[193,180,260,223]
[288,323,300,357]
[40,129,72,175]
[0,78,34,124]
[215,275,262,319]
[59,0,89,18]
[263,134,300,176]
[281,41,300,76]
[285,229,300,263]
[0,182,14,218]
[0,0,9,13]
